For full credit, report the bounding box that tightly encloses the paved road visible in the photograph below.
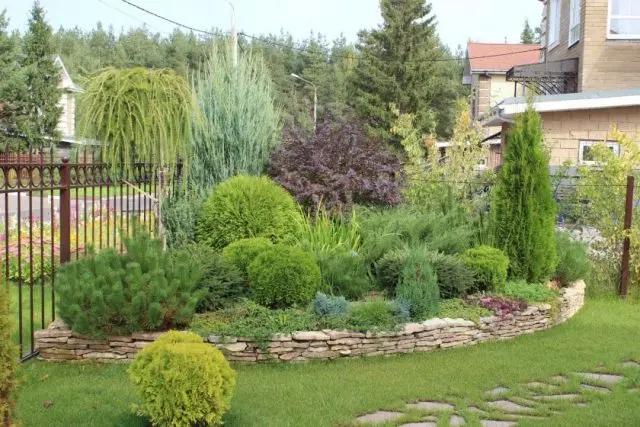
[0,193,155,221]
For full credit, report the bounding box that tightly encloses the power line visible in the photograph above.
[97,0,166,34]
[119,0,216,36]
[118,0,540,64]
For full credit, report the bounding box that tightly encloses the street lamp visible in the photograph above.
[291,73,317,134]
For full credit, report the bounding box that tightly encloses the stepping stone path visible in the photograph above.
[527,381,558,389]
[357,411,404,424]
[580,384,610,393]
[577,373,624,384]
[486,400,533,412]
[450,415,466,426]
[533,394,581,400]
[353,360,640,425]
[480,422,516,427]
[406,401,455,411]
[486,387,509,396]
[399,423,435,427]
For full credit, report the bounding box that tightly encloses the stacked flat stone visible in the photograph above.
[35,280,586,363]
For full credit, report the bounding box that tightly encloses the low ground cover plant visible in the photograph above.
[498,280,559,303]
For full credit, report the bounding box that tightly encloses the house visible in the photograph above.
[485,0,640,170]
[462,43,541,168]
[54,55,84,143]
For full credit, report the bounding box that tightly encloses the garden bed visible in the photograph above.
[34,280,585,364]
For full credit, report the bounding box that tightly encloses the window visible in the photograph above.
[548,0,561,48]
[609,0,640,39]
[569,0,581,46]
[579,140,621,165]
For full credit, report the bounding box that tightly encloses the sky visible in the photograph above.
[4,0,543,51]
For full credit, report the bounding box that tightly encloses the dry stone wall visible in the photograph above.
[35,280,585,364]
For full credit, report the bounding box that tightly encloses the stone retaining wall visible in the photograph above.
[35,280,586,364]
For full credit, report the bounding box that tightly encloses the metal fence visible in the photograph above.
[1,148,160,361]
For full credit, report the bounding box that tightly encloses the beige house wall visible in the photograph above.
[541,0,640,93]
[544,0,585,66]
[581,0,640,92]
[500,106,640,168]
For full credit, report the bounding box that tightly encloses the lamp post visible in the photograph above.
[223,0,237,68]
[291,73,317,134]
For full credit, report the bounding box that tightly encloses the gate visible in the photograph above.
[1,148,159,361]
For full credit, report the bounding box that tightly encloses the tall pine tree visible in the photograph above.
[22,1,61,148]
[521,19,536,44]
[0,9,29,150]
[491,106,557,283]
[349,0,461,141]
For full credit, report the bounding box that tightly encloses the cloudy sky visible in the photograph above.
[4,0,543,50]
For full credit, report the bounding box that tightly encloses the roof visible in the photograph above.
[467,42,541,73]
[53,55,84,93]
[484,88,640,126]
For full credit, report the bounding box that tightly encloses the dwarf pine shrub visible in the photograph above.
[57,234,202,338]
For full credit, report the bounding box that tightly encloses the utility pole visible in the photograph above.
[223,0,237,67]
[291,73,317,134]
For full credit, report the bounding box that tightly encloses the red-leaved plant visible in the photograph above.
[268,112,401,214]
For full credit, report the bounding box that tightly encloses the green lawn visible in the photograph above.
[13,299,640,426]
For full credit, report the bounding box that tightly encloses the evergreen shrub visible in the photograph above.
[491,107,557,282]
[169,244,245,312]
[460,245,509,292]
[57,234,202,337]
[312,292,348,317]
[196,175,302,250]
[315,249,372,300]
[554,231,590,286]
[221,237,273,277]
[129,331,236,427]
[248,245,321,308]
[396,252,439,320]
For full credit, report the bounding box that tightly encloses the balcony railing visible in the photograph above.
[506,58,579,95]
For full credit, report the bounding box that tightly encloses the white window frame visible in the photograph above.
[608,0,640,39]
[578,140,621,165]
[569,0,581,46]
[548,0,561,49]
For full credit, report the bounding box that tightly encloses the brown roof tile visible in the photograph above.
[468,42,541,72]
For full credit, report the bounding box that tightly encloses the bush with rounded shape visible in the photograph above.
[197,175,302,249]
[248,245,321,308]
[222,237,273,276]
[425,251,476,299]
[460,245,509,292]
[129,331,236,427]
[554,231,591,286]
[374,248,408,294]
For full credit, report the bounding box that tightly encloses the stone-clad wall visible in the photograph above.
[35,281,585,364]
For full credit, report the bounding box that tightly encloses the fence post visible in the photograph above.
[620,175,634,297]
[60,157,71,264]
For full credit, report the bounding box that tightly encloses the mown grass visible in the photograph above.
[13,299,640,426]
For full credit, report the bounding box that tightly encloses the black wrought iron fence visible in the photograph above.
[1,148,160,361]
